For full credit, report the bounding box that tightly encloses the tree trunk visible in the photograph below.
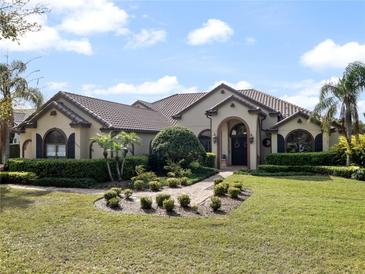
[103,150,114,182]
[344,102,352,166]
[120,151,128,181]
[0,121,9,164]
[115,153,122,181]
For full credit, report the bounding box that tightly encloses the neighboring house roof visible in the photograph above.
[13,109,34,126]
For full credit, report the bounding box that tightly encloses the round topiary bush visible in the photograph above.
[167,178,180,188]
[124,188,133,199]
[163,198,175,212]
[150,127,206,171]
[210,196,221,211]
[228,187,240,199]
[107,197,120,208]
[156,193,171,207]
[214,183,226,196]
[149,181,161,191]
[177,194,191,208]
[180,177,189,186]
[140,196,152,209]
[133,179,145,190]
[109,187,122,196]
[104,190,118,200]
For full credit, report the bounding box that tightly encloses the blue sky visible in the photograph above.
[1,0,365,113]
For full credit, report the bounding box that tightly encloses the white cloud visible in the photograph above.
[244,37,256,46]
[125,29,166,49]
[301,39,365,69]
[280,77,339,110]
[47,81,69,90]
[0,19,92,55]
[187,19,233,45]
[82,76,182,95]
[212,80,252,90]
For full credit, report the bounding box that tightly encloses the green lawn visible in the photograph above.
[1,175,365,273]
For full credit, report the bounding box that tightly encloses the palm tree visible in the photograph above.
[0,60,43,164]
[90,133,115,182]
[312,61,365,165]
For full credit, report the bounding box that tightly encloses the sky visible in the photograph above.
[1,0,365,115]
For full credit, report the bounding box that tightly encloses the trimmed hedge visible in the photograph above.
[6,156,148,182]
[0,172,37,184]
[258,165,359,178]
[35,177,97,188]
[265,152,344,166]
[204,153,216,168]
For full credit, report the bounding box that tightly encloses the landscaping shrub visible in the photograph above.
[150,126,206,171]
[133,180,145,190]
[164,160,192,178]
[107,197,120,208]
[156,193,171,207]
[177,194,191,208]
[167,172,176,178]
[140,196,152,209]
[34,177,97,188]
[131,165,159,186]
[214,177,224,185]
[210,196,221,211]
[180,177,188,186]
[104,190,118,200]
[232,181,243,190]
[204,153,216,168]
[228,187,240,199]
[332,135,365,166]
[163,198,175,212]
[148,181,161,191]
[167,178,180,188]
[6,156,148,182]
[124,189,133,199]
[233,168,250,175]
[351,169,365,181]
[214,183,227,196]
[110,187,122,196]
[189,160,200,170]
[0,171,37,184]
[258,165,359,178]
[265,152,343,166]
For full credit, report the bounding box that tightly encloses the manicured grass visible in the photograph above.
[1,175,365,273]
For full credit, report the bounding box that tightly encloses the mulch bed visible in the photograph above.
[94,189,252,217]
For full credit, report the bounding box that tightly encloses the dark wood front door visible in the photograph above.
[231,123,247,166]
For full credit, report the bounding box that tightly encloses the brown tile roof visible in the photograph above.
[63,92,171,132]
[13,109,34,125]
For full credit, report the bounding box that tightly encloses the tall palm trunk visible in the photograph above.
[0,121,9,164]
[344,101,352,166]
[103,150,114,182]
[115,152,122,181]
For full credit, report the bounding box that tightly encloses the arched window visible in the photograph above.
[44,129,67,158]
[198,129,211,152]
[285,129,314,153]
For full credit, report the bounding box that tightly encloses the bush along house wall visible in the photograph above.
[265,152,344,166]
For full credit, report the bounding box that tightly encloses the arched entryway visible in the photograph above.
[230,123,248,165]
[217,116,250,169]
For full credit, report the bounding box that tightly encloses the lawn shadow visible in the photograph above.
[0,186,51,211]
[256,175,332,182]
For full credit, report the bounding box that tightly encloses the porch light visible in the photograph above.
[249,134,254,144]
[213,132,217,144]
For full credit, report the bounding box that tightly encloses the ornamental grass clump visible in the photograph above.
[109,187,122,196]
[104,190,118,200]
[133,179,145,190]
[140,196,152,209]
[124,188,133,199]
[232,181,243,190]
[156,193,171,207]
[214,177,224,185]
[148,181,161,191]
[214,183,226,196]
[163,198,175,212]
[228,187,240,199]
[177,194,191,208]
[180,177,189,186]
[210,196,221,211]
[107,197,120,208]
[167,178,180,188]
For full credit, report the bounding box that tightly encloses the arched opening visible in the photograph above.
[285,129,314,152]
[22,139,32,158]
[230,123,248,165]
[44,128,67,158]
[198,129,211,152]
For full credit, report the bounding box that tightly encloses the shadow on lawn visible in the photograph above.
[263,175,332,182]
[0,186,51,211]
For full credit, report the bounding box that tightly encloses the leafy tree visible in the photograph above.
[0,0,47,41]
[312,62,365,165]
[0,60,43,163]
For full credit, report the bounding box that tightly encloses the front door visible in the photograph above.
[230,123,247,165]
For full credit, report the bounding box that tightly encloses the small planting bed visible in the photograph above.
[94,188,251,217]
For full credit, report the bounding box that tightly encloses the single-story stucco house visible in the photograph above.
[17,83,340,169]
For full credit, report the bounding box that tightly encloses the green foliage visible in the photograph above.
[204,153,216,168]
[332,135,365,166]
[258,165,359,178]
[148,181,161,191]
[140,196,152,209]
[163,198,175,212]
[34,177,97,188]
[214,177,224,185]
[167,172,176,178]
[0,171,37,184]
[109,187,122,196]
[6,156,148,182]
[131,165,159,185]
[210,196,221,211]
[189,160,200,170]
[150,126,206,171]
[232,181,243,190]
[124,189,133,199]
[107,197,120,208]
[266,152,343,166]
[177,194,191,208]
[104,190,118,200]
[133,180,145,191]
[228,187,240,199]
[167,178,180,188]
[351,169,365,181]
[180,177,188,186]
[214,183,227,196]
[233,168,250,175]
[156,193,171,207]
[164,160,192,178]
